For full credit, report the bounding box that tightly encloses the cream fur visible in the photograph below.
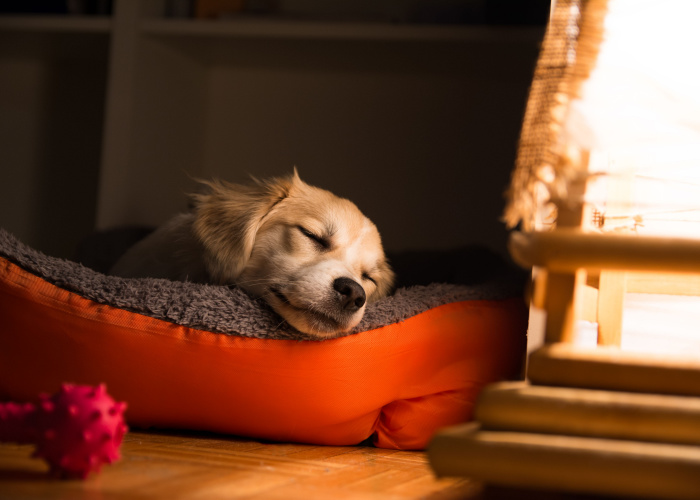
[110,171,394,337]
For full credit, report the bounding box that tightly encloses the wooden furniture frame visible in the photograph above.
[429,0,700,497]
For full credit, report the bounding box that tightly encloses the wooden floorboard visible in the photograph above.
[0,430,481,499]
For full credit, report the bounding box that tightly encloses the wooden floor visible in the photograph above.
[0,430,482,499]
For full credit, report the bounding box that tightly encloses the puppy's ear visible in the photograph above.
[191,174,295,284]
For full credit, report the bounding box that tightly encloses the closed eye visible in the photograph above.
[362,272,377,285]
[297,225,330,249]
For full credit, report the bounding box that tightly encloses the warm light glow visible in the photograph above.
[576,293,700,355]
[565,0,700,238]
[560,0,700,355]
[518,1,700,357]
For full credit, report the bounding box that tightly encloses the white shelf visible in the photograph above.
[0,15,111,34]
[141,17,544,43]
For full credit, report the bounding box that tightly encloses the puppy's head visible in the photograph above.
[192,170,394,337]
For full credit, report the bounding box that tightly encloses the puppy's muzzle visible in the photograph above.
[333,277,366,312]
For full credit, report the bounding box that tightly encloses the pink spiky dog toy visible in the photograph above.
[0,383,128,479]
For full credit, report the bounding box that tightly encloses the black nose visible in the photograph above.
[333,277,366,312]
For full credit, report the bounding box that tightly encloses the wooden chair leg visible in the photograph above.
[597,270,626,346]
[543,270,587,344]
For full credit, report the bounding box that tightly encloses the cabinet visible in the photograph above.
[0,0,542,259]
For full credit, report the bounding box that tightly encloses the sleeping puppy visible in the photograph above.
[110,170,394,338]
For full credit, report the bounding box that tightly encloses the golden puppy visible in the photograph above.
[110,171,394,337]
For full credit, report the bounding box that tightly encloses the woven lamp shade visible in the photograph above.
[505,0,700,237]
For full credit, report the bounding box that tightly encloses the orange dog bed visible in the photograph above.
[0,229,526,450]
